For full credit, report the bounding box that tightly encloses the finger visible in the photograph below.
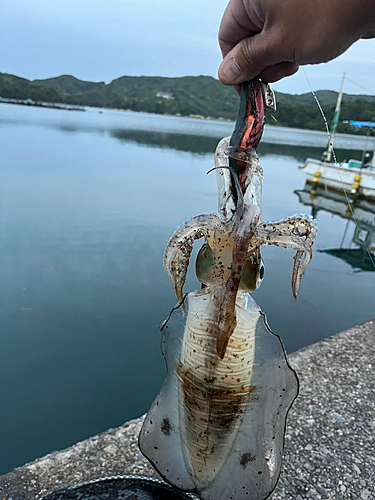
[261,61,299,83]
[218,31,280,85]
[218,0,263,58]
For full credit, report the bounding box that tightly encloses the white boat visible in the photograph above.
[299,156,375,200]
[299,73,375,200]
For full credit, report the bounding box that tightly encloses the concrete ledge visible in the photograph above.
[1,320,374,500]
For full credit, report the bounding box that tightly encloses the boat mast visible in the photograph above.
[325,72,346,162]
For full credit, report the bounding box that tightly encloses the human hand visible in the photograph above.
[218,0,375,85]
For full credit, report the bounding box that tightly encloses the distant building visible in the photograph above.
[156,92,175,100]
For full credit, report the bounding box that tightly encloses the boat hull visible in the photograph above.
[299,159,375,200]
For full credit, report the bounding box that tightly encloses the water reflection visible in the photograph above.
[258,143,362,163]
[295,184,375,272]
[111,128,219,156]
[110,128,363,163]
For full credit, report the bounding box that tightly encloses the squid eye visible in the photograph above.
[240,255,258,292]
[259,266,265,280]
[195,243,214,285]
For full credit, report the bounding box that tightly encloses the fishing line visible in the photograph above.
[160,293,188,331]
[344,77,375,96]
[302,68,375,269]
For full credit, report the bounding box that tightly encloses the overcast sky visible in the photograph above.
[1,0,375,95]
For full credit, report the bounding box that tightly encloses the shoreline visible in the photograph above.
[1,319,374,500]
[0,98,85,112]
[2,101,374,152]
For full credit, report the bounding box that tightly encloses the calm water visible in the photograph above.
[0,104,374,475]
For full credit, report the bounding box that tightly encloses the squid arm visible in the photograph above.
[253,215,318,299]
[163,214,226,308]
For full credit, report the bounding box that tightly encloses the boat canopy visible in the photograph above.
[349,120,375,129]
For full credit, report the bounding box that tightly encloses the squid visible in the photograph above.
[139,79,317,500]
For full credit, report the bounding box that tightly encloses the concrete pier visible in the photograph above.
[1,319,374,500]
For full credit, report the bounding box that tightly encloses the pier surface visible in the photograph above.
[1,320,374,500]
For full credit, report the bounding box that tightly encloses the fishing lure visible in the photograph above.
[139,79,317,500]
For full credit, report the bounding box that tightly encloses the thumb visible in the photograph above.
[218,31,280,85]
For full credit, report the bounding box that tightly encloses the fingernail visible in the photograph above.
[219,57,242,84]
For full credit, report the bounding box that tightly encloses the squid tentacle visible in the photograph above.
[217,204,261,358]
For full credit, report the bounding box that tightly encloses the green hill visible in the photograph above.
[33,74,106,107]
[1,72,375,134]
[33,74,239,117]
[276,89,375,106]
[34,74,105,93]
[0,73,62,102]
